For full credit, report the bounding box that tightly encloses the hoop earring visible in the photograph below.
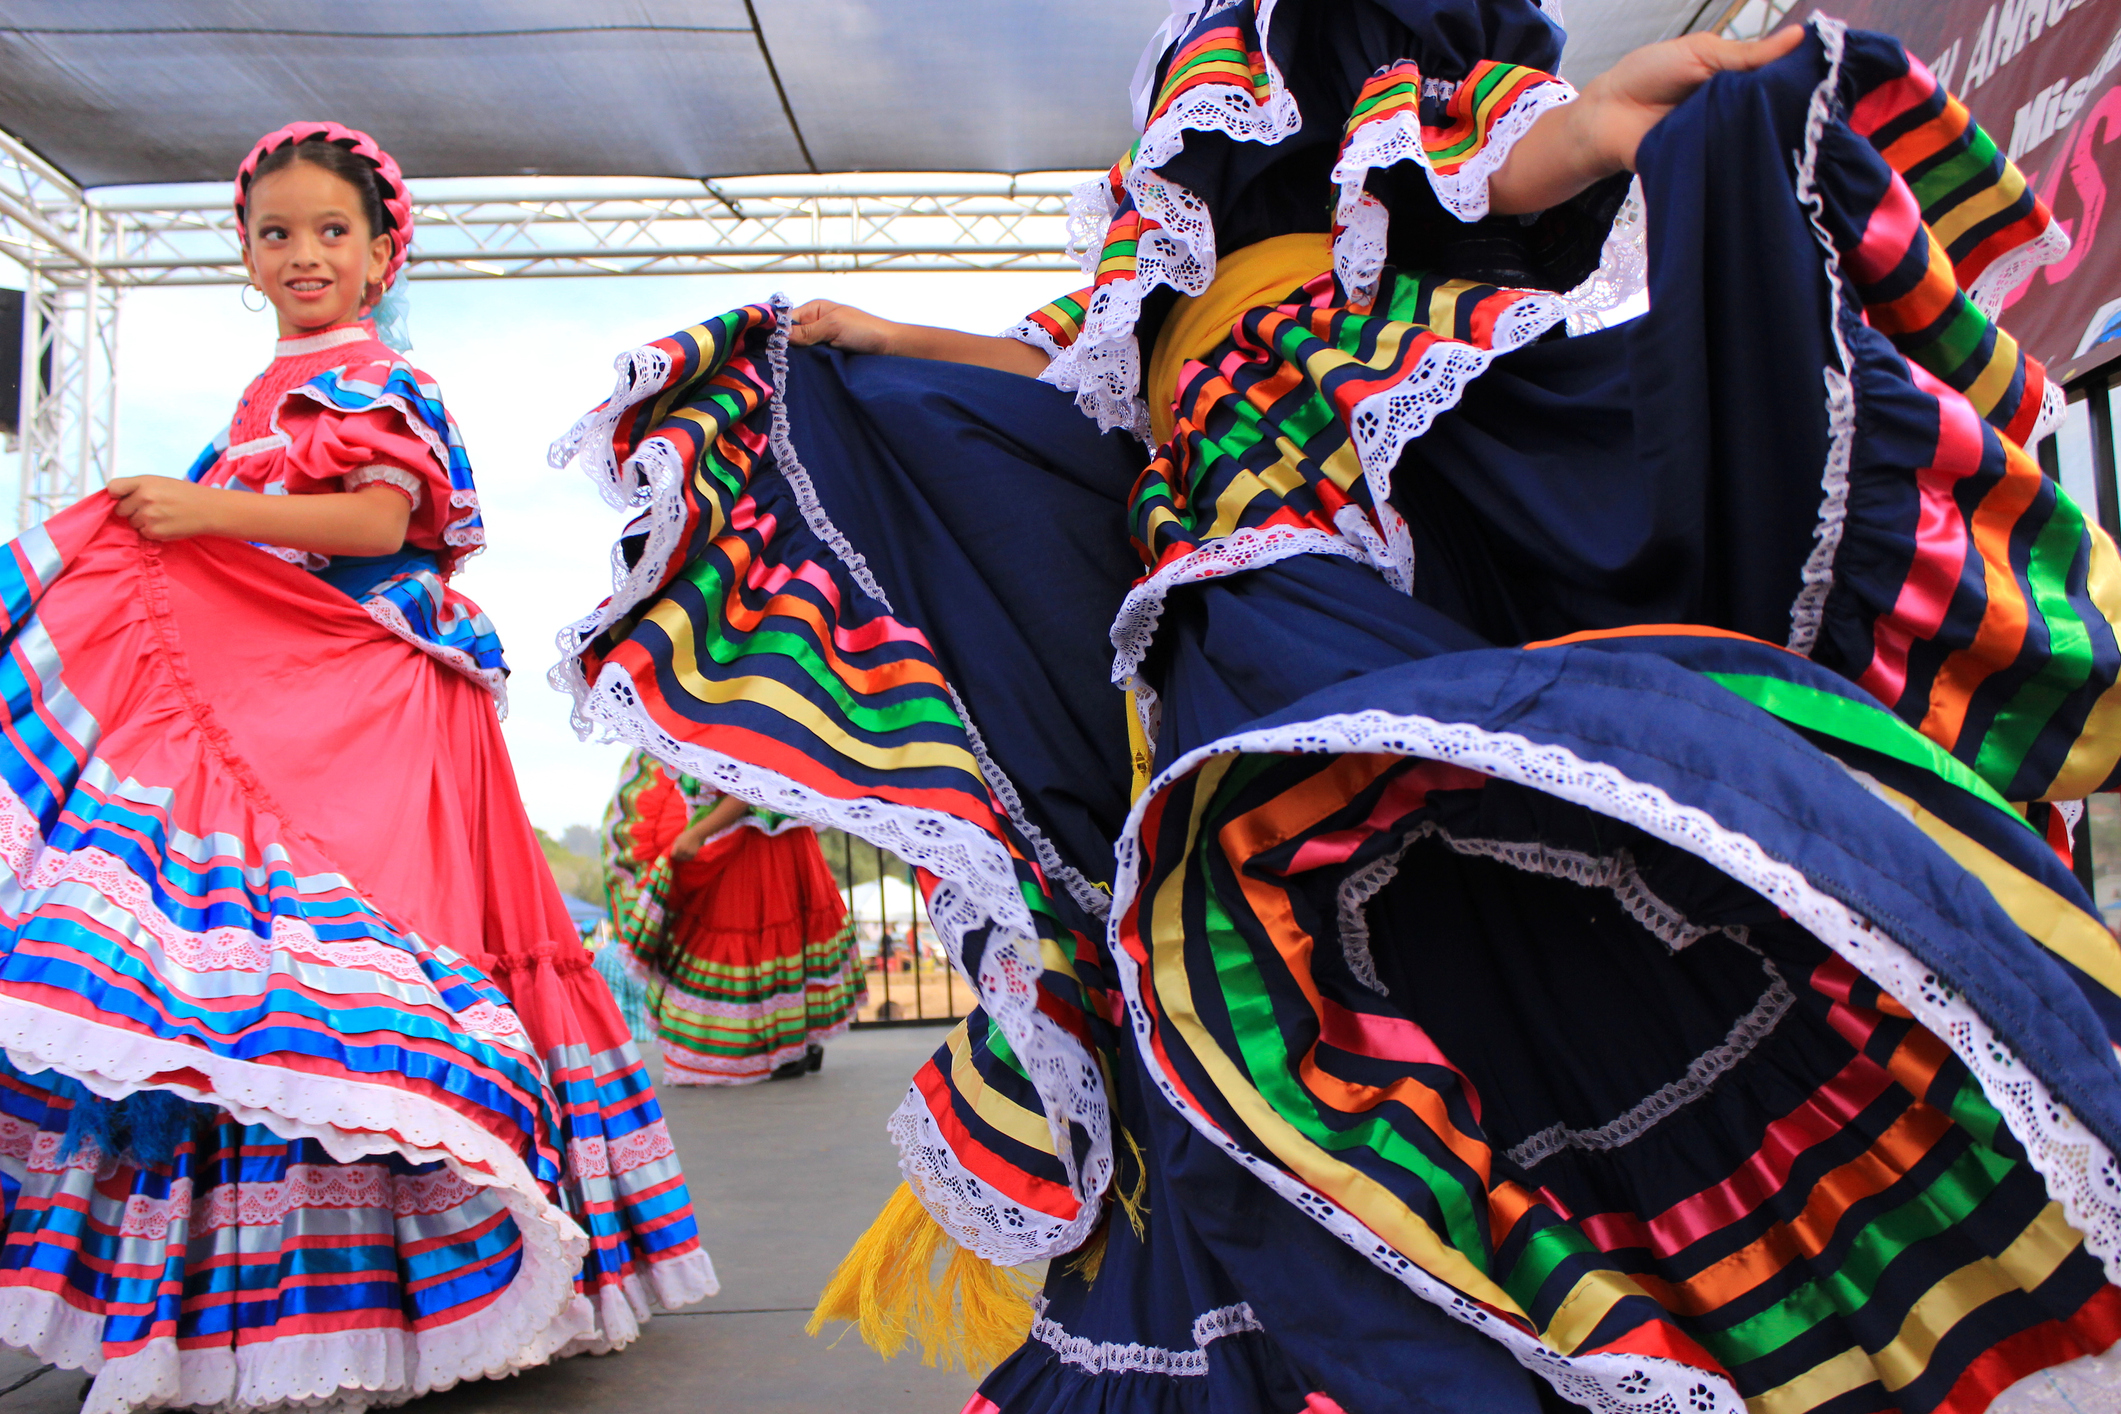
[240,282,267,313]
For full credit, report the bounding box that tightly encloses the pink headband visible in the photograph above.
[234,121,412,289]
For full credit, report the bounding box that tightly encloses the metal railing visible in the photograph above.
[831,829,973,1029]
[2041,339,2121,906]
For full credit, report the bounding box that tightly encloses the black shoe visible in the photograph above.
[805,1043,825,1073]
[769,1058,808,1080]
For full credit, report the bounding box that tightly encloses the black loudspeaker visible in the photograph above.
[0,288,20,439]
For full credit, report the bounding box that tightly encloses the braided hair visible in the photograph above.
[242,136,390,246]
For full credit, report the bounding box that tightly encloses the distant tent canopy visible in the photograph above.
[558,893,604,938]
[842,876,928,926]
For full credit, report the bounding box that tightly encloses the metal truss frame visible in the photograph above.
[1,126,1086,519]
[4,129,124,526]
[98,177,1087,285]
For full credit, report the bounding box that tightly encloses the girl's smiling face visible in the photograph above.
[242,160,392,338]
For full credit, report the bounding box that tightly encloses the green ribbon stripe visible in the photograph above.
[1152,41,1262,118]
[980,1016,1029,1081]
[1909,297,1997,391]
[1701,672,2032,831]
[1197,845,1494,1268]
[1940,1066,2005,1149]
[1347,77,1420,128]
[1910,131,2003,219]
[676,558,966,740]
[1425,66,1531,164]
[1701,1140,2020,1366]
[1973,488,2097,791]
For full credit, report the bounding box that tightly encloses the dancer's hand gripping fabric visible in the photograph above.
[1490,26,1806,213]
[106,474,413,557]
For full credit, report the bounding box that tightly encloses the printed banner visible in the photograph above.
[1791,0,2121,368]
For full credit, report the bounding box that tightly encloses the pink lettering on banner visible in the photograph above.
[1798,0,2121,366]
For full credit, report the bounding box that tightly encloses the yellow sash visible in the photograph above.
[1146,230,1335,447]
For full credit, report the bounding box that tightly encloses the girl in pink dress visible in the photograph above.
[0,123,711,1413]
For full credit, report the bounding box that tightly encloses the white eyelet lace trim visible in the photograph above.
[1102,280,1575,695]
[761,297,895,612]
[543,310,718,725]
[1344,293,1571,534]
[1786,18,1860,660]
[1330,188,1394,315]
[2033,371,2066,445]
[1006,318,1067,363]
[1132,0,1297,170]
[569,664,1111,1266]
[547,429,692,731]
[1065,173,1119,280]
[1034,0,1300,442]
[1967,219,2071,321]
[1328,77,1578,308]
[1107,704,2121,1411]
[1109,526,1370,693]
[1126,0,1245,131]
[257,541,328,571]
[1026,1294,1263,1377]
[887,1083,1099,1266]
[1132,678,1166,780]
[0,754,684,1394]
[1559,179,1649,336]
[1775,23,2067,654]
[1033,245,1159,444]
[550,303,1118,1261]
[945,683,1111,920]
[1334,93,1647,342]
[0,994,592,1414]
[1340,823,1772,1157]
[344,464,423,510]
[547,296,901,724]
[359,593,509,714]
[547,319,760,730]
[1507,959,1796,1170]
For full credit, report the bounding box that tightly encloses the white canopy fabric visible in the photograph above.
[1555,0,1724,84]
[0,1,1164,186]
[0,1,1703,188]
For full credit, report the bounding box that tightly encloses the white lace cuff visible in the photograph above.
[1005,319,1065,361]
[1331,74,1577,309]
[346,463,425,511]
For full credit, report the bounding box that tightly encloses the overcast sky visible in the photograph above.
[4,266,1067,834]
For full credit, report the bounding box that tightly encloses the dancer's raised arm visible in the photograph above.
[788,297,1050,375]
[1489,26,1804,214]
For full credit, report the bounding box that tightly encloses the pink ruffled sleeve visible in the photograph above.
[274,396,453,555]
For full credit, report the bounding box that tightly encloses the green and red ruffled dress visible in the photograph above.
[601,749,857,1085]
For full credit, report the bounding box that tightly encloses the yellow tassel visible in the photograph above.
[807,1182,1038,1373]
[1115,1127,1150,1241]
[1063,1222,1108,1285]
[1126,687,1155,804]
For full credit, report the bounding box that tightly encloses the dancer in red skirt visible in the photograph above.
[603,749,857,1084]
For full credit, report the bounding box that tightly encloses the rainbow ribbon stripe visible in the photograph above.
[564,304,1109,1256]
